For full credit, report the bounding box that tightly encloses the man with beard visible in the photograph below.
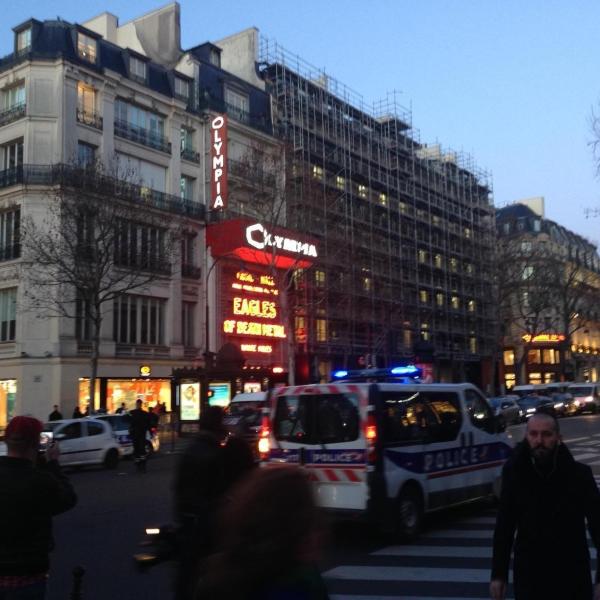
[490,412,600,600]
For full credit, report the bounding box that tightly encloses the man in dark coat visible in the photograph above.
[129,399,151,473]
[48,405,62,421]
[0,416,77,598]
[173,405,254,599]
[491,412,600,600]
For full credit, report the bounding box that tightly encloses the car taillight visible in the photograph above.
[258,415,270,459]
[365,413,377,465]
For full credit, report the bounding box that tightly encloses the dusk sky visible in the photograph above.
[3,1,600,243]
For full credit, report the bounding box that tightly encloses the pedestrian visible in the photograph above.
[72,406,83,419]
[173,406,254,600]
[0,416,77,599]
[115,402,126,414]
[48,405,62,421]
[198,466,329,600]
[158,401,167,415]
[490,412,600,600]
[129,399,150,473]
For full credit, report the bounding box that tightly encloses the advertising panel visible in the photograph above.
[209,382,231,408]
[180,382,201,420]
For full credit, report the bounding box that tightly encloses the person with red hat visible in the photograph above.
[0,415,77,599]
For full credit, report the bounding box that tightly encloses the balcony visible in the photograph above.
[114,120,171,154]
[0,164,206,220]
[197,93,272,135]
[77,109,103,130]
[181,263,202,279]
[180,147,200,163]
[0,102,26,127]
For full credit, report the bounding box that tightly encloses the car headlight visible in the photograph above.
[554,402,564,409]
[585,396,594,403]
[527,408,536,413]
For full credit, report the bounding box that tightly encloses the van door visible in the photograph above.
[270,387,368,511]
[463,388,508,498]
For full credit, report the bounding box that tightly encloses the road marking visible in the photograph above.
[564,436,594,443]
[573,453,600,460]
[420,529,493,539]
[571,440,600,446]
[332,597,493,600]
[325,565,491,582]
[372,545,492,557]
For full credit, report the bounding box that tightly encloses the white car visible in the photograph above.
[93,414,160,457]
[41,418,122,469]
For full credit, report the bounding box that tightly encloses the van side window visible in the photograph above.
[464,389,496,434]
[381,391,461,444]
[274,397,308,442]
[316,395,359,443]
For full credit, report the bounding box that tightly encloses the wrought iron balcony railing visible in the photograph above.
[0,102,26,127]
[0,164,206,220]
[77,109,103,130]
[180,147,200,163]
[181,263,202,279]
[114,120,171,154]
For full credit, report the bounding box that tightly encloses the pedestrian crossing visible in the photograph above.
[325,504,600,600]
[568,433,600,467]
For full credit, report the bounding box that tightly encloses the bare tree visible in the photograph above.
[20,162,183,409]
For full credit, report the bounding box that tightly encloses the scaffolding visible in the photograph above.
[259,37,496,382]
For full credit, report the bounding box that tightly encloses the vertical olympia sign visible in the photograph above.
[210,114,228,210]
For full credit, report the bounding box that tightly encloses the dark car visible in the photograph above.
[224,392,267,456]
[517,394,557,419]
[489,396,523,426]
[550,392,579,417]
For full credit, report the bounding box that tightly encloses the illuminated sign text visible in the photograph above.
[223,319,286,338]
[522,334,566,343]
[241,344,273,354]
[233,297,277,319]
[246,223,318,258]
[210,115,228,210]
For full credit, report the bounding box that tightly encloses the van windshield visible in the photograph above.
[274,393,359,444]
[569,386,593,396]
[227,402,264,425]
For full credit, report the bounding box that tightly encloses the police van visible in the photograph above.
[260,368,514,538]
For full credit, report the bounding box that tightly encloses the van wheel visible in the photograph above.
[396,486,423,541]
[104,448,119,469]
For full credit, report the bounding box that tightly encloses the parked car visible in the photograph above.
[568,383,600,414]
[516,395,557,419]
[94,414,160,457]
[488,396,523,425]
[40,418,122,468]
[550,392,579,416]
[224,392,268,457]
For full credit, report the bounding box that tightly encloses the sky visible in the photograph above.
[2,0,600,243]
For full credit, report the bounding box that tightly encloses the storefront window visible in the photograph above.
[106,379,171,414]
[542,348,558,364]
[527,349,541,364]
[504,373,515,390]
[0,379,17,430]
[78,378,100,413]
[529,372,542,384]
[503,350,515,366]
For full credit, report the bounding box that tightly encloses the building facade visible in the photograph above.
[497,201,600,388]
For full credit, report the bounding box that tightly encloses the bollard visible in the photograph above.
[70,565,85,600]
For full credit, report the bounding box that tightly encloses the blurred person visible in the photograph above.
[198,466,329,600]
[47,406,62,422]
[129,399,151,473]
[490,412,600,600]
[71,406,83,419]
[0,416,77,600]
[173,406,254,600]
[115,402,126,414]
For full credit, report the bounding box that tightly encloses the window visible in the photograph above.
[464,227,472,239]
[129,56,147,82]
[335,176,345,190]
[312,165,323,180]
[181,233,195,266]
[357,184,367,199]
[1,139,23,170]
[174,77,189,100]
[436,292,444,307]
[77,142,96,167]
[0,209,20,261]
[363,276,372,292]
[77,83,95,115]
[0,288,16,342]
[76,297,92,341]
[418,249,427,264]
[16,28,31,52]
[434,254,443,268]
[59,422,82,440]
[87,421,104,436]
[533,219,541,232]
[419,290,429,304]
[522,265,534,280]
[467,299,476,312]
[449,258,458,272]
[113,295,166,346]
[316,318,327,342]
[503,349,515,366]
[273,396,308,442]
[505,373,516,389]
[521,241,532,253]
[180,176,194,201]
[180,128,193,152]
[3,84,25,110]
[527,349,541,364]
[420,323,430,342]
[114,221,167,273]
[469,336,477,353]
[77,32,97,63]
[114,101,167,151]
[464,389,495,433]
[314,270,325,287]
[182,302,195,347]
[381,390,462,444]
[379,193,387,206]
[465,262,473,275]
[209,49,220,67]
[542,348,558,364]
[451,296,460,309]
[225,88,249,120]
